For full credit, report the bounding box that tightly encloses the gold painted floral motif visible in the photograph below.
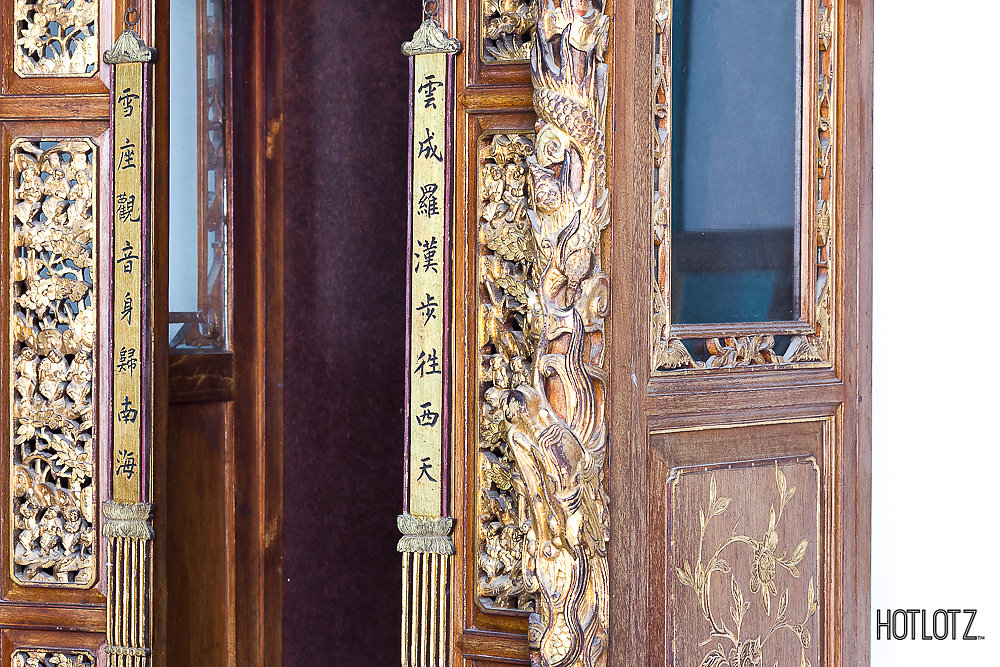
[14,0,99,77]
[477,132,537,612]
[652,0,837,371]
[11,139,96,587]
[676,465,818,667]
[482,0,534,62]
[13,649,93,667]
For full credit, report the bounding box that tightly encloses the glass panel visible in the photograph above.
[671,0,800,325]
[168,0,230,350]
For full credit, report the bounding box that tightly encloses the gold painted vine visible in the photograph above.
[675,464,819,667]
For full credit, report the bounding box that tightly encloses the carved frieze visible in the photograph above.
[14,0,99,76]
[481,0,533,62]
[10,138,97,587]
[652,0,838,371]
[13,649,94,667]
[476,132,537,612]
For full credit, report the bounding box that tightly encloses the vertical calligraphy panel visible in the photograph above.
[407,52,449,519]
[110,60,145,504]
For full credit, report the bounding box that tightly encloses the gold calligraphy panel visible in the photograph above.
[670,459,821,667]
[110,61,144,504]
[10,138,97,588]
[408,52,448,518]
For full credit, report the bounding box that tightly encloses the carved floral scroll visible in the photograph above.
[482,0,534,62]
[14,0,99,77]
[484,1,612,664]
[651,0,837,371]
[476,132,537,612]
[10,139,97,588]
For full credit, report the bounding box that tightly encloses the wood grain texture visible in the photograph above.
[168,353,235,403]
[165,402,235,666]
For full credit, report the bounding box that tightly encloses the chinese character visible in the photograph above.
[417,183,439,217]
[417,128,443,163]
[413,348,441,377]
[115,449,137,480]
[117,139,137,170]
[417,74,444,109]
[414,236,439,274]
[416,293,438,326]
[117,347,137,375]
[117,240,139,274]
[417,457,437,482]
[118,87,140,118]
[415,402,439,428]
[120,291,133,325]
[116,193,140,223]
[118,396,138,424]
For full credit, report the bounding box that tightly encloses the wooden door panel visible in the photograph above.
[651,420,832,667]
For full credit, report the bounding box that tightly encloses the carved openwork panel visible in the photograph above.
[669,458,821,667]
[10,138,97,588]
[12,648,93,667]
[14,0,99,77]
[652,0,837,371]
[481,0,533,63]
[476,131,536,613]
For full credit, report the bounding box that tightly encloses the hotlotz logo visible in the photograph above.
[875,609,985,641]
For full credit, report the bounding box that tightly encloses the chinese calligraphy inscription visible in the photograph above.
[110,59,146,503]
[407,50,449,518]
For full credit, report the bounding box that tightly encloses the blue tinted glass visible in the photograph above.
[671,0,800,324]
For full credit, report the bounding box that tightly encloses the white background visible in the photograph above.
[872,1,1000,663]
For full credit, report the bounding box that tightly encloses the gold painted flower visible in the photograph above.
[749,529,779,614]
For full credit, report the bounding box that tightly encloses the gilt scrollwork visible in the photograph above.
[14,0,99,76]
[13,649,93,667]
[651,0,837,371]
[675,464,819,667]
[482,0,534,62]
[10,139,97,588]
[482,1,612,663]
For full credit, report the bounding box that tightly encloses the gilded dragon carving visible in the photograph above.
[10,139,97,587]
[487,1,612,664]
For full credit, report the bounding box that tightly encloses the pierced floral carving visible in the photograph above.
[652,0,837,371]
[482,0,534,62]
[14,0,99,77]
[10,139,96,587]
[675,464,819,667]
[13,649,93,667]
[477,132,537,612]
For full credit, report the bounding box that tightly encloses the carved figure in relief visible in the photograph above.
[11,140,96,587]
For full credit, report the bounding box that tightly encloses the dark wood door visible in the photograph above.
[446,0,871,665]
